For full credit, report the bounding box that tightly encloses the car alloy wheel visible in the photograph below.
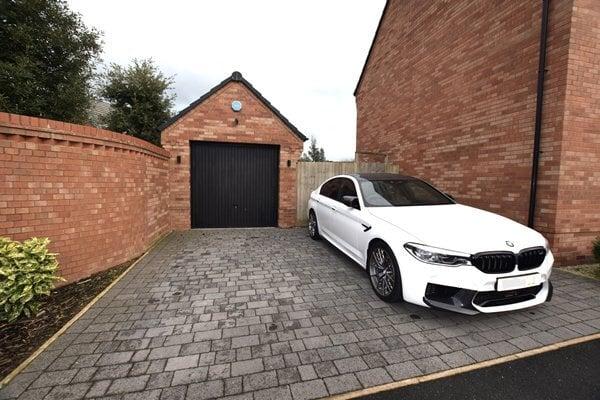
[308,212,320,240]
[368,243,403,302]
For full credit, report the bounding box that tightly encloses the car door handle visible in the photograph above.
[331,206,337,212]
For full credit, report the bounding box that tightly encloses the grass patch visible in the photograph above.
[563,263,600,281]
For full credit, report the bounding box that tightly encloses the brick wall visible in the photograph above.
[162,81,304,229]
[550,0,600,262]
[0,112,170,283]
[356,0,599,264]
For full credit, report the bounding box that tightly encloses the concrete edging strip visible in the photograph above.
[327,331,600,400]
[0,232,170,388]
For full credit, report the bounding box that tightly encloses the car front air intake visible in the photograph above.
[473,284,543,307]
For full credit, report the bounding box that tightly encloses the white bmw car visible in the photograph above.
[307,173,553,315]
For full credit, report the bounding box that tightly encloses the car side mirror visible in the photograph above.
[341,195,360,210]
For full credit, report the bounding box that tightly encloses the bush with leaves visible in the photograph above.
[0,0,102,123]
[98,58,175,145]
[593,237,600,263]
[300,137,326,162]
[0,237,64,322]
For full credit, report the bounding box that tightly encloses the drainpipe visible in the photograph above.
[528,0,550,228]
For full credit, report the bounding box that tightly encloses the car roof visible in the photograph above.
[348,173,419,181]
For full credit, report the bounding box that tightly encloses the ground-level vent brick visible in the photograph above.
[289,379,328,400]
[165,355,199,371]
[187,380,224,400]
[106,375,150,395]
[324,373,362,395]
[231,359,264,377]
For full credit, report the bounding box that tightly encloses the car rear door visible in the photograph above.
[315,178,341,237]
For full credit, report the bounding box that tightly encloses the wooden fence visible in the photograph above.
[296,161,399,225]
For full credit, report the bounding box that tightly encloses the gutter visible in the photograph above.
[528,0,551,228]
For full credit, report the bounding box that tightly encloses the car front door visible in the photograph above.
[329,178,364,260]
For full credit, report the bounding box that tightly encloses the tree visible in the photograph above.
[301,137,326,162]
[0,0,102,122]
[98,59,175,145]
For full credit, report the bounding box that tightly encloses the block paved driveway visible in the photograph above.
[2,228,600,400]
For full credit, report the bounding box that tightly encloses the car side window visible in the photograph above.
[319,178,341,200]
[337,178,357,201]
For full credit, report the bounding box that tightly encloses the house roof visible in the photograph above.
[89,100,111,128]
[353,0,390,96]
[159,71,308,142]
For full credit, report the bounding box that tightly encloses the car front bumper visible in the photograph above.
[422,280,552,315]
[393,245,554,314]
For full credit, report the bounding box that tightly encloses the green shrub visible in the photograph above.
[0,237,64,322]
[593,237,600,263]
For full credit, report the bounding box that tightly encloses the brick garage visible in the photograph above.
[355,0,600,264]
[161,71,306,230]
[0,72,306,283]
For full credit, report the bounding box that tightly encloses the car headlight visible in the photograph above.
[404,243,471,266]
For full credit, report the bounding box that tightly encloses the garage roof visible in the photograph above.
[159,71,308,142]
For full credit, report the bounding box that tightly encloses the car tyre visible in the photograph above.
[308,210,320,240]
[368,241,403,302]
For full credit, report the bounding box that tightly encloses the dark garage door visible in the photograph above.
[190,141,279,228]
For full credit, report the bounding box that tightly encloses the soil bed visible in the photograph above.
[0,260,135,380]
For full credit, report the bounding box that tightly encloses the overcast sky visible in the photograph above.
[67,0,386,160]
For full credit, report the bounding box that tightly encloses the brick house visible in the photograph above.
[161,71,307,230]
[354,0,599,264]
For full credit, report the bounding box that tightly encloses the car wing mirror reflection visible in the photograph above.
[341,195,361,210]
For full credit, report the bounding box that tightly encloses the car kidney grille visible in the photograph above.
[518,247,546,270]
[471,252,516,274]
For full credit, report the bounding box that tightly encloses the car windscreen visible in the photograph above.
[359,179,453,207]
